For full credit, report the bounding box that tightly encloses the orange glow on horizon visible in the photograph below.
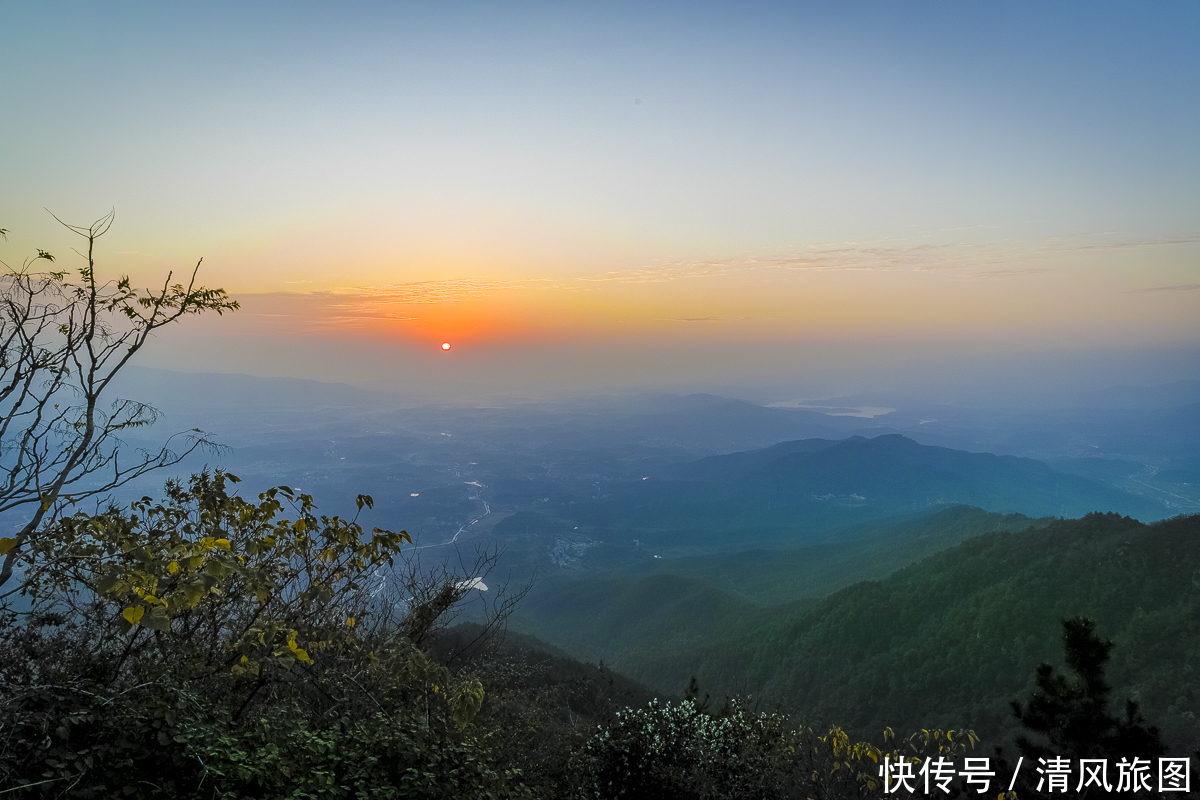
[179,254,1200,359]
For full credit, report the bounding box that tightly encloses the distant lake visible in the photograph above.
[766,402,896,418]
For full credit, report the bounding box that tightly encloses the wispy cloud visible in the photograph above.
[1045,235,1200,255]
[234,279,535,329]
[334,278,514,304]
[577,242,1011,284]
[1125,283,1200,294]
[308,278,537,326]
[574,233,1200,286]
[966,267,1052,279]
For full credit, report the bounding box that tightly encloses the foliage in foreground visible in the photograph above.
[0,473,1185,798]
[0,473,508,798]
[0,213,237,595]
[0,458,994,800]
[1005,616,1168,800]
[573,695,990,800]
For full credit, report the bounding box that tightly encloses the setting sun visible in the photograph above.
[441,342,451,351]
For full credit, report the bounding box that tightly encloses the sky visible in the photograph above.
[2,1,1198,404]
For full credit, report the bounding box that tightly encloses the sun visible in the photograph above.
[440,342,451,351]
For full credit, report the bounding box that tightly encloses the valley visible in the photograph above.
[88,367,1200,754]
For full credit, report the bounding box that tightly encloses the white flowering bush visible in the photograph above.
[572,696,984,800]
[574,698,800,799]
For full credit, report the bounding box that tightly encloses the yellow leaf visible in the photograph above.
[0,537,16,556]
[122,606,145,625]
[295,648,311,664]
[167,561,180,574]
[346,617,355,628]
[214,538,231,550]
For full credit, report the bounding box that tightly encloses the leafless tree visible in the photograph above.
[0,212,238,595]
[374,543,533,659]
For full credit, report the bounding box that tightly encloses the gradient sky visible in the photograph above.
[2,1,1197,403]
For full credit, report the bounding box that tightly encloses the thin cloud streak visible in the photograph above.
[966,268,1052,279]
[1126,284,1200,294]
[298,279,527,327]
[578,234,1200,286]
[334,279,512,304]
[1046,235,1200,254]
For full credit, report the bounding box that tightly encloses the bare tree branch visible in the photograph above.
[0,213,238,594]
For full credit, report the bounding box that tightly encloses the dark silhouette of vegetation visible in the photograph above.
[0,213,237,598]
[1012,616,1165,760]
[1007,616,1167,797]
[0,472,511,798]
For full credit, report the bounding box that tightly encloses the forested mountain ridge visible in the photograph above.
[511,505,1050,661]
[686,512,1200,752]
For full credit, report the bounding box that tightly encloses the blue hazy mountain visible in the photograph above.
[664,433,1164,519]
[545,433,1169,560]
[104,368,1190,565]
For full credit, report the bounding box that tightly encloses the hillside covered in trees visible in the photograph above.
[693,512,1200,751]
[510,509,1200,754]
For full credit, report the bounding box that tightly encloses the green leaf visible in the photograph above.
[96,572,129,596]
[143,606,171,631]
[0,537,17,556]
[173,582,206,611]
